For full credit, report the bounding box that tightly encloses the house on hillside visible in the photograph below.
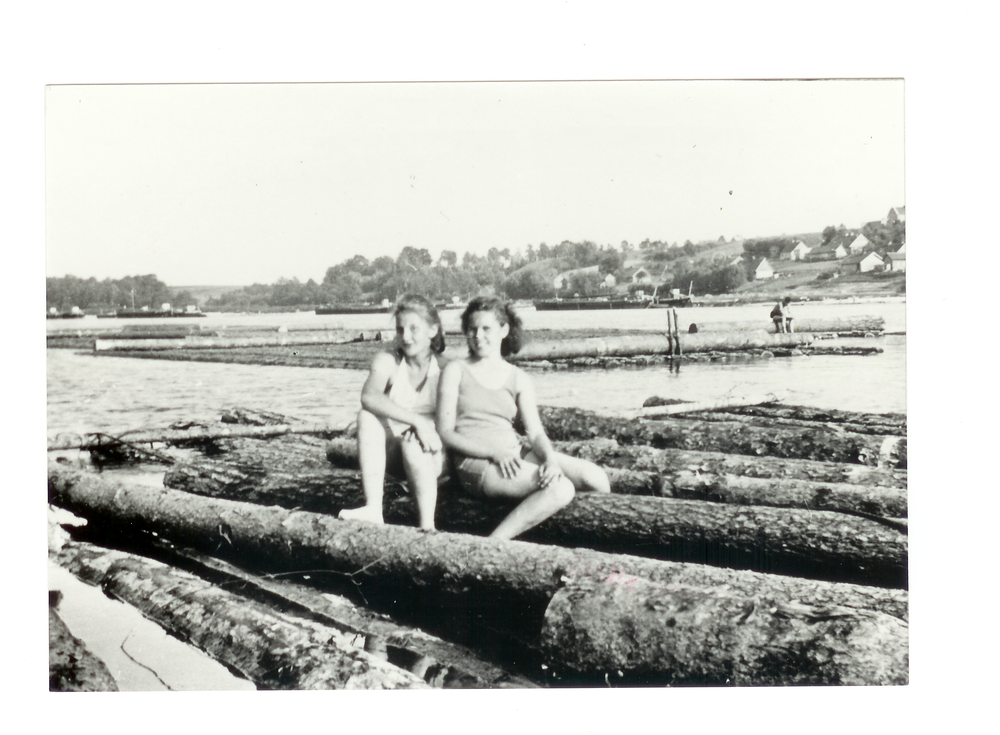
[752,258,776,280]
[781,240,812,261]
[728,255,744,267]
[885,245,906,272]
[601,273,617,289]
[808,231,855,261]
[631,267,653,285]
[884,206,906,225]
[847,233,870,254]
[840,251,884,273]
[553,264,599,290]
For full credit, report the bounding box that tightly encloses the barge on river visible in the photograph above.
[315,304,390,315]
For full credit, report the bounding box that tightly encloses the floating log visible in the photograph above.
[47,422,346,452]
[653,410,904,438]
[51,536,427,690]
[539,406,907,468]
[514,331,812,361]
[94,330,388,352]
[712,404,907,434]
[643,399,906,437]
[166,438,907,587]
[632,392,788,418]
[689,315,885,336]
[541,575,907,686]
[49,606,118,692]
[555,438,906,488]
[325,437,906,518]
[50,465,909,626]
[149,543,536,688]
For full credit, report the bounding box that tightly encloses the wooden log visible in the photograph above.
[149,543,537,688]
[324,437,907,517]
[49,606,118,692]
[540,575,907,686]
[47,422,347,452]
[653,409,904,438]
[688,315,886,336]
[94,330,387,352]
[512,331,812,361]
[555,437,906,488]
[166,438,907,588]
[710,403,907,434]
[632,392,789,418]
[50,537,427,690]
[50,465,909,625]
[539,405,907,468]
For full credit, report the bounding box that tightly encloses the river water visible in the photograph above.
[47,298,906,440]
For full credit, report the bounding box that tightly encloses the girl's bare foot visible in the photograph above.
[338,505,385,525]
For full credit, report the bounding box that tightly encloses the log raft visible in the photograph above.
[165,436,907,588]
[325,437,907,518]
[48,466,908,684]
[687,315,886,336]
[539,406,907,468]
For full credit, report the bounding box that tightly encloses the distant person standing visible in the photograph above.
[771,297,793,333]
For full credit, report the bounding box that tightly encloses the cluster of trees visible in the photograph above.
[205,240,632,309]
[45,274,195,312]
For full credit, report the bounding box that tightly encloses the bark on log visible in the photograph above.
[712,404,906,435]
[49,606,118,691]
[325,437,907,517]
[165,439,908,588]
[50,537,428,690]
[513,332,812,361]
[555,437,906,488]
[149,543,537,688]
[47,422,347,452]
[540,405,907,468]
[689,316,886,336]
[541,576,907,686]
[50,465,909,629]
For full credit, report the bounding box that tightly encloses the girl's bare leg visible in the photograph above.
[534,451,611,494]
[400,439,443,530]
[339,409,388,524]
[477,462,576,540]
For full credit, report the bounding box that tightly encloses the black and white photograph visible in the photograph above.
[45,79,908,691]
[13,3,995,728]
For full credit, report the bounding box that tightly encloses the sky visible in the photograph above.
[46,79,904,287]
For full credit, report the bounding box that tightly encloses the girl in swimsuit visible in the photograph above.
[436,296,610,540]
[339,294,445,530]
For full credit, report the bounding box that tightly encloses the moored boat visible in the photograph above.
[533,298,650,311]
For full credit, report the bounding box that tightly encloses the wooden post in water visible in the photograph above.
[665,309,674,357]
[673,308,682,358]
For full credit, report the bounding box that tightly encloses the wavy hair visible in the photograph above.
[393,294,445,355]
[461,296,524,356]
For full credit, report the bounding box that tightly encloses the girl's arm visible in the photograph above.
[512,368,564,486]
[436,360,522,477]
[360,352,440,450]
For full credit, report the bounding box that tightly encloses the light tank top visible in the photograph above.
[453,361,523,455]
[384,356,440,437]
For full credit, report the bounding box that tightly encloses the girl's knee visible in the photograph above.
[546,476,576,508]
[587,466,611,493]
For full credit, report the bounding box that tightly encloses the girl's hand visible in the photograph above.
[538,458,564,488]
[491,451,522,479]
[408,419,442,453]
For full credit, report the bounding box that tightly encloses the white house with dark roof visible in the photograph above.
[781,240,812,261]
[752,257,775,280]
[840,251,884,273]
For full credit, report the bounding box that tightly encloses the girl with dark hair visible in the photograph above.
[339,294,446,529]
[437,296,610,540]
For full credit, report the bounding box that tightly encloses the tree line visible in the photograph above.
[46,274,196,313]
